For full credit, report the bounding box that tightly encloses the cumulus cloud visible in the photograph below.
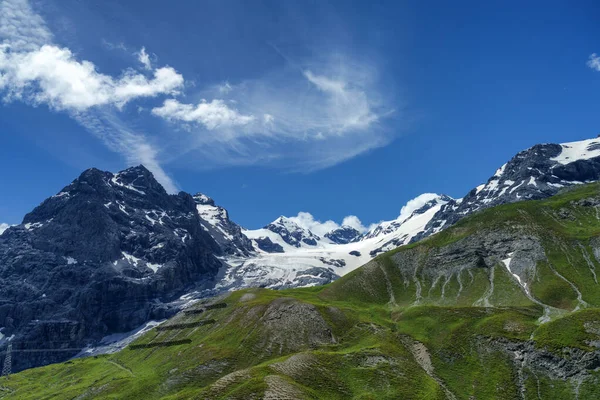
[397,193,441,223]
[588,53,600,72]
[287,211,368,236]
[151,99,255,130]
[0,44,184,111]
[0,0,182,192]
[341,215,368,232]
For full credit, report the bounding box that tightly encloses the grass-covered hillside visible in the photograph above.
[3,184,600,399]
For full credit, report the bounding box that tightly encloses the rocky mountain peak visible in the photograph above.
[193,193,216,206]
[264,216,320,247]
[324,225,361,244]
[414,137,600,242]
[110,165,166,196]
[0,165,223,372]
[193,193,253,256]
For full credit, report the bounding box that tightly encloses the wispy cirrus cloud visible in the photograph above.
[152,53,395,171]
[136,46,152,70]
[0,0,398,189]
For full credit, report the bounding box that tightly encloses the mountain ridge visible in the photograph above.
[3,136,600,373]
[4,181,600,398]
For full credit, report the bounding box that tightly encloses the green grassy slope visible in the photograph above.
[3,184,600,399]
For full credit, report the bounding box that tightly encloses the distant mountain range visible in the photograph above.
[3,136,600,371]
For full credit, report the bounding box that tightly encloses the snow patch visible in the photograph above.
[0,223,12,235]
[110,174,146,195]
[501,254,528,292]
[552,138,600,165]
[65,257,77,265]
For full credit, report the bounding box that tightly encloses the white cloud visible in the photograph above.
[263,113,274,124]
[341,215,368,232]
[0,223,12,235]
[154,54,395,171]
[1,0,398,180]
[0,44,184,111]
[151,99,255,130]
[398,193,440,223]
[302,68,380,132]
[137,46,152,70]
[587,53,600,72]
[287,211,368,236]
[0,0,182,193]
[0,0,184,111]
[0,0,53,51]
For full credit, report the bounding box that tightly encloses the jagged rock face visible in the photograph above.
[263,217,320,247]
[193,193,254,256]
[415,139,600,242]
[325,226,361,244]
[0,166,222,372]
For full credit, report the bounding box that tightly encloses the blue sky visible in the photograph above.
[1,0,600,231]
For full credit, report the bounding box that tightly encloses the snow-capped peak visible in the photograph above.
[363,193,451,240]
[193,193,215,206]
[193,193,253,256]
[551,137,600,165]
[263,216,321,247]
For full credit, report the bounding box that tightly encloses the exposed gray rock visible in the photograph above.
[193,193,254,256]
[325,226,361,244]
[414,141,600,243]
[0,166,222,372]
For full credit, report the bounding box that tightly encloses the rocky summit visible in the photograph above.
[0,166,222,372]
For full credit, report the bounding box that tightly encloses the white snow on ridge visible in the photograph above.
[552,138,600,165]
[196,203,234,240]
[494,163,507,177]
[110,174,146,195]
[222,196,449,289]
[0,223,12,235]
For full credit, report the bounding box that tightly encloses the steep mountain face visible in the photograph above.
[0,166,222,372]
[415,137,600,241]
[7,183,600,399]
[193,193,254,256]
[215,137,600,291]
[362,194,453,256]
